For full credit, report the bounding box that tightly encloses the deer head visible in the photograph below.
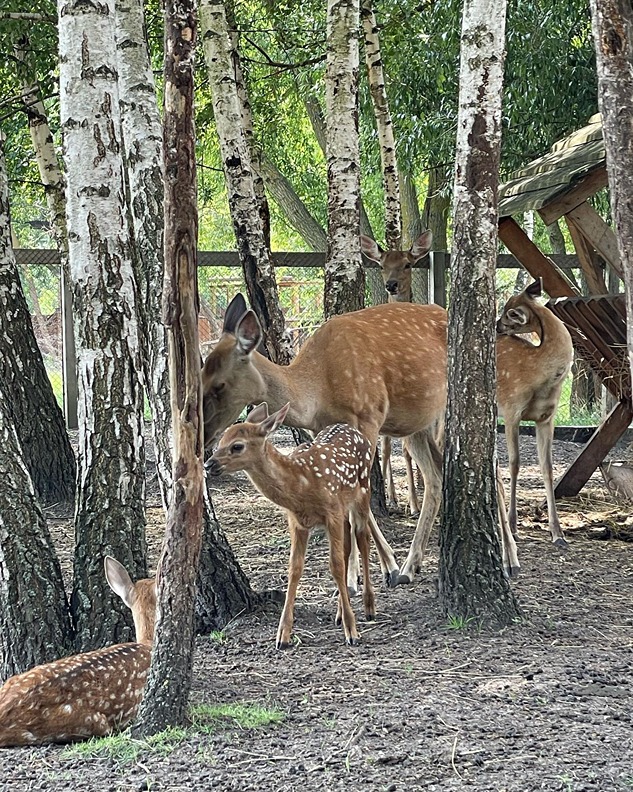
[104,556,156,646]
[206,402,290,476]
[496,279,544,338]
[201,295,267,446]
[360,231,433,302]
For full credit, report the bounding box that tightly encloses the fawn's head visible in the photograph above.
[104,557,157,645]
[361,231,433,302]
[206,402,290,477]
[201,294,267,446]
[496,279,544,337]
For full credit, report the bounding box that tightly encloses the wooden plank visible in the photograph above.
[498,217,578,297]
[554,400,633,498]
[564,216,607,294]
[566,202,624,280]
[538,166,609,225]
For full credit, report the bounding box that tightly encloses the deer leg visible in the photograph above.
[398,428,443,584]
[536,417,567,547]
[346,516,361,597]
[276,519,309,649]
[505,418,520,536]
[381,436,398,510]
[403,439,420,516]
[496,464,520,579]
[350,499,376,620]
[366,511,400,588]
[329,518,360,646]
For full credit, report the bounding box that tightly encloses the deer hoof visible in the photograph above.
[409,509,420,519]
[346,635,360,647]
[365,612,376,622]
[347,584,358,598]
[397,572,413,585]
[276,639,291,650]
[553,536,569,549]
[385,569,400,589]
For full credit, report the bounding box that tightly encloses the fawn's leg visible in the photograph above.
[381,436,398,509]
[504,417,520,537]
[276,518,309,649]
[496,464,520,578]
[351,498,376,621]
[402,440,420,516]
[329,516,360,645]
[536,417,567,546]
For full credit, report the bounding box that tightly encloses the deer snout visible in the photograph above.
[385,279,399,294]
[205,457,225,476]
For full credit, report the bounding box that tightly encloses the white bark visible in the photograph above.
[324,0,364,317]
[589,0,633,367]
[361,0,400,249]
[58,0,147,648]
[200,0,291,364]
[115,0,173,513]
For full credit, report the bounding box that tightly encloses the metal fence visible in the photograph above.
[16,248,579,426]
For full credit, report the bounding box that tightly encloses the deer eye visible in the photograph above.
[212,382,225,397]
[230,442,245,454]
[404,263,412,269]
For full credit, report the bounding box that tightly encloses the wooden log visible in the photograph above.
[565,201,624,280]
[538,166,609,225]
[554,399,633,498]
[564,215,607,294]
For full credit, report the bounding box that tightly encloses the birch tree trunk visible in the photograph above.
[324,0,364,318]
[114,0,173,513]
[133,0,203,733]
[438,0,520,625]
[58,0,147,650]
[589,0,633,366]
[0,132,75,505]
[0,383,73,680]
[361,0,400,249]
[200,0,291,365]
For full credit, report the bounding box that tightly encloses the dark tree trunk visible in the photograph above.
[422,167,450,252]
[133,0,203,735]
[0,386,73,680]
[0,135,75,506]
[439,0,520,626]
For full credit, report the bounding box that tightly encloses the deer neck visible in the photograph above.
[244,443,309,513]
[253,353,319,430]
[532,303,568,351]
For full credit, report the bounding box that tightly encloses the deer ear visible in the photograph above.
[360,235,382,262]
[247,402,269,423]
[235,310,262,355]
[223,294,248,333]
[259,402,290,435]
[525,278,542,299]
[409,230,433,261]
[104,556,136,609]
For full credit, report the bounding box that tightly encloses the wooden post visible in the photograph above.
[429,250,447,307]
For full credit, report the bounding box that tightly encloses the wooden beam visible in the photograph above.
[538,166,609,225]
[554,399,633,498]
[566,201,624,280]
[498,217,578,297]
[564,216,607,294]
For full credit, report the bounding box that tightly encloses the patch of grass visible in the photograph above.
[190,702,285,733]
[445,614,477,631]
[209,629,228,645]
[62,725,187,763]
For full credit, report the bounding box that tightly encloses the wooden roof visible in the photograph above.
[499,114,605,218]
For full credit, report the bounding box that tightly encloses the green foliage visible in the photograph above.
[190,701,285,732]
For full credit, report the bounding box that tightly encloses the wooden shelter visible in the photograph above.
[497,113,631,498]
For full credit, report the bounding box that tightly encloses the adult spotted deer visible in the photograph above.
[206,403,386,647]
[360,232,434,515]
[0,558,156,747]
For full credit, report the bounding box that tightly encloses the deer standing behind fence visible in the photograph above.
[202,292,523,587]
[361,232,434,515]
[207,403,395,647]
[0,558,156,747]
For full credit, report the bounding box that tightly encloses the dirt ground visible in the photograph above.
[3,432,633,791]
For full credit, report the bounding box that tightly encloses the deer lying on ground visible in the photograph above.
[0,558,156,747]
[206,403,387,647]
[201,292,524,586]
[360,232,434,515]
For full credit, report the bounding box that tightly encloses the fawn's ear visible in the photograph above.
[259,402,290,436]
[525,278,543,299]
[234,310,262,355]
[409,229,433,261]
[247,402,269,423]
[222,294,248,333]
[105,556,136,609]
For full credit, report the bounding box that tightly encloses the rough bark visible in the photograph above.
[324,0,365,318]
[133,0,203,733]
[304,94,375,240]
[200,0,291,365]
[439,0,520,625]
[0,133,75,506]
[58,0,147,650]
[114,0,173,514]
[0,384,73,680]
[361,0,400,249]
[258,156,328,252]
[546,220,567,254]
[589,0,633,368]
[401,170,429,303]
[422,167,450,251]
